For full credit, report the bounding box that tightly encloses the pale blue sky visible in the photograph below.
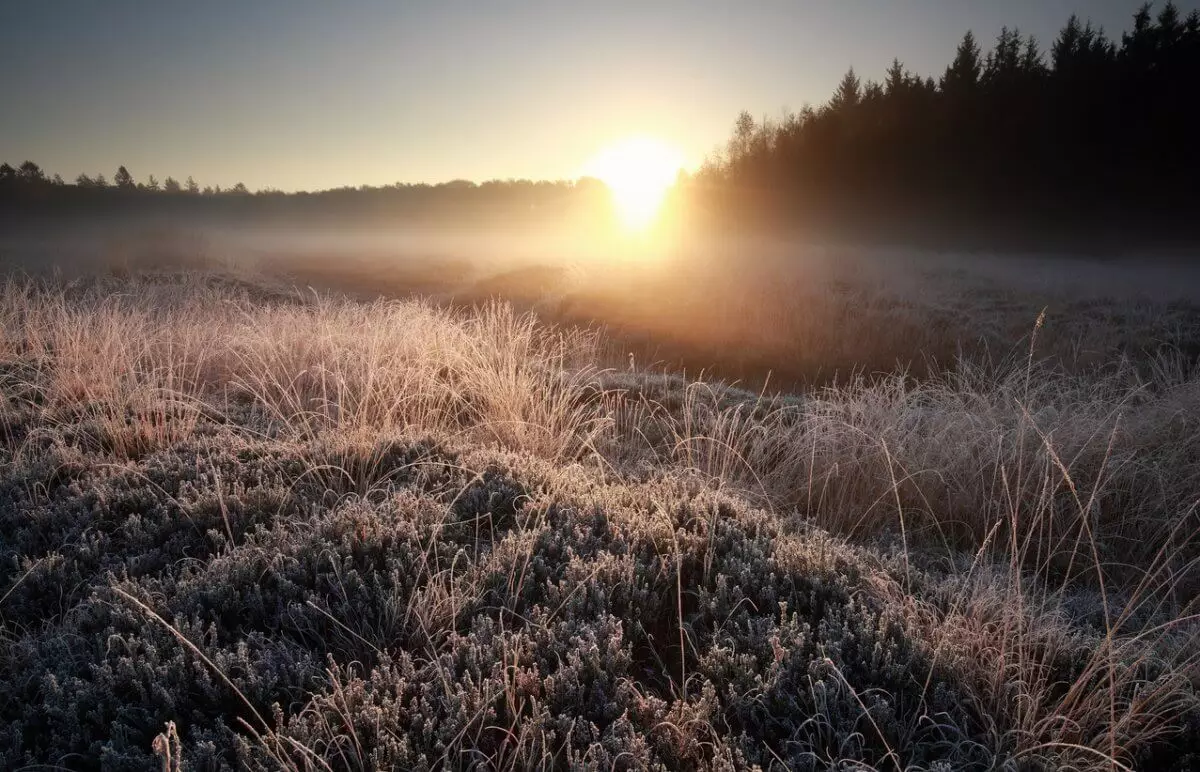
[2,1,1190,191]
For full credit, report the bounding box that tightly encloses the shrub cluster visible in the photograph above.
[0,429,992,770]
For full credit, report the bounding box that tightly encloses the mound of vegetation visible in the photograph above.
[0,430,988,770]
[1,271,1198,770]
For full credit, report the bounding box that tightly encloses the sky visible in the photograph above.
[2,1,1193,191]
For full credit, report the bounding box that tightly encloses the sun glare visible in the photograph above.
[583,137,685,230]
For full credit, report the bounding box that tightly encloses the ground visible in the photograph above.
[1,241,1198,770]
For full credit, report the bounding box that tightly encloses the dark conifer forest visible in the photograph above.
[694,2,1200,245]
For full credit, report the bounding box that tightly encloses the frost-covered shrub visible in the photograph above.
[0,430,996,770]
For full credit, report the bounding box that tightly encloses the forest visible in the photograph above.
[695,3,1200,241]
[3,4,1199,247]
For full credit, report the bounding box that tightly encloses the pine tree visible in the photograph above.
[1021,36,1047,75]
[984,27,1023,85]
[885,59,908,96]
[942,31,982,94]
[1158,2,1183,47]
[114,166,135,189]
[1122,4,1156,69]
[830,67,862,110]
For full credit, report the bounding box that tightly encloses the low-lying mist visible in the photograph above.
[6,214,1198,392]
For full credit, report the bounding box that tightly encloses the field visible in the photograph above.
[1,237,1199,770]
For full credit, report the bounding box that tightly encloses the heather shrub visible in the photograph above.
[0,429,992,770]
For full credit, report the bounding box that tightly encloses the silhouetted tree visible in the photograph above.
[941,31,983,96]
[830,68,862,110]
[114,166,135,190]
[727,111,758,168]
[884,59,916,96]
[1021,36,1047,75]
[1053,15,1114,76]
[163,176,181,193]
[185,176,200,194]
[17,161,45,184]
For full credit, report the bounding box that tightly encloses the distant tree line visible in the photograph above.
[695,2,1200,246]
[3,2,1198,247]
[0,159,609,226]
[1,161,209,195]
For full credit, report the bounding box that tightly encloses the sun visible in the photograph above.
[583,136,685,231]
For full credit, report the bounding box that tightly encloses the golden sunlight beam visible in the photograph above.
[582,136,685,231]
